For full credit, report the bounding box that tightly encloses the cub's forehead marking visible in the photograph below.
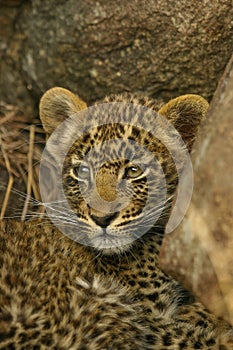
[77,123,138,142]
[39,102,193,247]
[69,123,152,166]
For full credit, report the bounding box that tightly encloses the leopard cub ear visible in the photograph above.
[39,87,87,136]
[158,94,209,152]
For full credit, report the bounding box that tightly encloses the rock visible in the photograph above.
[160,54,233,325]
[0,0,232,117]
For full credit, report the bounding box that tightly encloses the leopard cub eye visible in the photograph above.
[73,164,90,180]
[124,165,143,179]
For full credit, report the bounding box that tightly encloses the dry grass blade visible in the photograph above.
[21,125,35,221]
[0,102,45,219]
[0,111,14,126]
[0,134,14,220]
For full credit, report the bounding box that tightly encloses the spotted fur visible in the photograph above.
[0,88,232,349]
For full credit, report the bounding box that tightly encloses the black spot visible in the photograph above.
[122,214,131,219]
[163,333,172,346]
[138,281,149,288]
[43,321,51,329]
[177,286,195,305]
[187,329,194,337]
[156,301,166,311]
[150,272,158,279]
[153,281,161,288]
[148,247,155,253]
[179,341,187,349]
[128,280,136,287]
[84,146,90,155]
[158,275,169,283]
[146,334,157,344]
[41,336,53,346]
[128,135,136,141]
[149,325,157,332]
[0,327,17,341]
[147,292,158,302]
[0,312,13,322]
[145,307,153,314]
[206,338,215,346]
[138,271,148,278]
[175,328,183,336]
[6,344,16,350]
[194,341,202,349]
[195,320,208,328]
[82,134,90,143]
[64,176,76,185]
[5,274,13,286]
[196,311,207,318]
[118,124,125,134]
[136,263,144,269]
[131,126,140,138]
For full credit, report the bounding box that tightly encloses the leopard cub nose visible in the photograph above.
[90,212,119,228]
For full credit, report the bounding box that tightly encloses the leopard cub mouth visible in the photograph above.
[91,228,134,251]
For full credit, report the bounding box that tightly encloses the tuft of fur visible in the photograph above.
[0,220,154,350]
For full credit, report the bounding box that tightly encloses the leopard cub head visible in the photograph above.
[39,87,208,254]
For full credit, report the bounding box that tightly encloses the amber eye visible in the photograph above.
[73,164,90,180]
[124,165,143,179]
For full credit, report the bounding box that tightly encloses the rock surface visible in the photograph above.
[0,0,233,117]
[160,54,233,325]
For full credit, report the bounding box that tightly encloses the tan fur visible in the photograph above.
[39,87,87,135]
[158,94,209,151]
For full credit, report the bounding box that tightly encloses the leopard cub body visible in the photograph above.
[0,88,232,349]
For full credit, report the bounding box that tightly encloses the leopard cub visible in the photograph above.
[0,87,232,349]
